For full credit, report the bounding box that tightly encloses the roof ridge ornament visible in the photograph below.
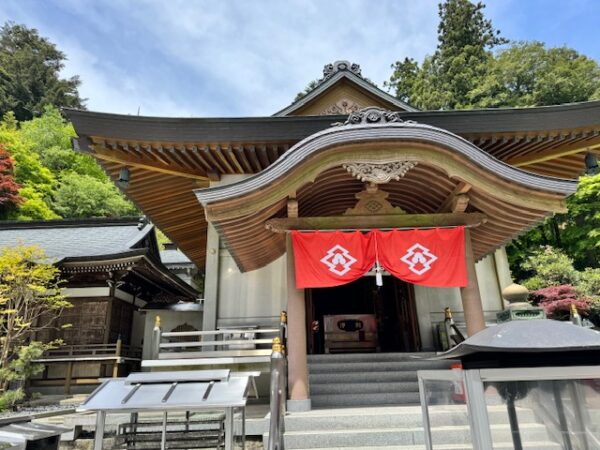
[333,106,417,127]
[322,60,362,80]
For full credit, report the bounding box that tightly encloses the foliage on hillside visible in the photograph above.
[386,1,600,109]
[0,107,137,220]
[0,22,84,121]
[386,0,600,276]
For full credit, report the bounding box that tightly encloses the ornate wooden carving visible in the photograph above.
[320,99,361,115]
[334,106,416,127]
[343,161,417,184]
[344,183,405,216]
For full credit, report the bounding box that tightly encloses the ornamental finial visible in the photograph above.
[322,60,362,80]
[272,337,283,354]
[333,107,416,127]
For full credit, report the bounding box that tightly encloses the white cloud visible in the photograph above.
[2,0,440,117]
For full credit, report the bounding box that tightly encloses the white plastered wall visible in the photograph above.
[217,250,287,327]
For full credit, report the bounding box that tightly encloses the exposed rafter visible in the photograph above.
[93,147,208,181]
[508,140,600,167]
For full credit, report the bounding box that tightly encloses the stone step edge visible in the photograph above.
[283,422,547,436]
[284,444,561,450]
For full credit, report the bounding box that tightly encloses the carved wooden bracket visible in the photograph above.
[344,183,405,216]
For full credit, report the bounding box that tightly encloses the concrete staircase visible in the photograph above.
[308,352,454,408]
[267,353,563,449]
[278,405,562,449]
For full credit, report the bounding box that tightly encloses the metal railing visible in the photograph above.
[442,307,465,350]
[41,342,142,360]
[149,313,287,362]
[267,311,287,450]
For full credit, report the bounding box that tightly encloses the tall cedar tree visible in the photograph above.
[0,22,84,121]
[0,145,22,218]
[387,0,506,109]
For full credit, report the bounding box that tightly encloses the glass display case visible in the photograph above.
[418,320,600,450]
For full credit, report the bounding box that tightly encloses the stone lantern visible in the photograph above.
[497,283,546,323]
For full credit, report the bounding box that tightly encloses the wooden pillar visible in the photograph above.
[285,234,311,411]
[460,229,486,336]
[64,361,73,395]
[112,337,122,378]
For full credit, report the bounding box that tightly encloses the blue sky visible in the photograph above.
[1,0,599,117]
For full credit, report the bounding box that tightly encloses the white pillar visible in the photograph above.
[202,224,220,332]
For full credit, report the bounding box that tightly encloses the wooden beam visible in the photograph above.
[265,212,487,233]
[437,182,472,213]
[92,148,208,180]
[508,140,600,167]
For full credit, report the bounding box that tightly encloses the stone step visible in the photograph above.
[311,392,421,408]
[309,370,418,384]
[308,361,452,374]
[310,381,419,395]
[283,406,535,431]
[287,443,562,450]
[283,423,554,448]
[307,353,438,363]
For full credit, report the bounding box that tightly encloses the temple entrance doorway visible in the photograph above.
[305,276,421,354]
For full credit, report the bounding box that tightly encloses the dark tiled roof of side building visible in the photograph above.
[0,217,152,261]
[160,248,194,266]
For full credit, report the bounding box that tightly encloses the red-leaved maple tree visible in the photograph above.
[0,145,22,218]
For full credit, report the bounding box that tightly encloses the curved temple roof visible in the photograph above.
[64,101,600,269]
[195,111,576,271]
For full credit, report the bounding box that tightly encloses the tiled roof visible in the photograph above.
[160,248,193,266]
[0,218,152,261]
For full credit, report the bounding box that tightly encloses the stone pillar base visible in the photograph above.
[287,398,312,412]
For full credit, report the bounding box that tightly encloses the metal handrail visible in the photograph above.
[267,311,287,450]
[267,337,286,450]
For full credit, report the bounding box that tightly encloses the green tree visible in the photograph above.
[0,107,136,220]
[0,22,84,121]
[386,0,506,109]
[0,245,70,396]
[53,172,138,218]
[471,42,600,107]
[509,173,600,276]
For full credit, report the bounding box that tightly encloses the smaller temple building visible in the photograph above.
[0,217,199,393]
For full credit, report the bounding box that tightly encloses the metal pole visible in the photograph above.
[570,304,583,327]
[225,407,234,450]
[241,406,246,450]
[160,412,167,450]
[506,396,523,450]
[418,376,433,450]
[268,337,286,450]
[152,316,162,360]
[553,381,574,450]
[464,370,493,450]
[93,412,106,450]
[280,311,288,351]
